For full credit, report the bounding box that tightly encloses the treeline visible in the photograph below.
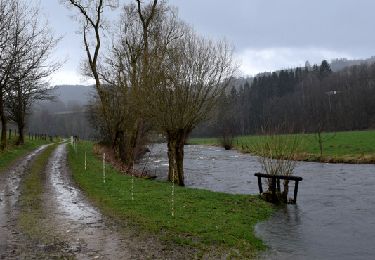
[0,0,58,149]
[28,100,95,140]
[194,60,375,137]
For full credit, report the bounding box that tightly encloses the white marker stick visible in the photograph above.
[171,168,175,217]
[103,153,106,183]
[131,173,134,201]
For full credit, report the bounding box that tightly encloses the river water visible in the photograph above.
[136,143,375,259]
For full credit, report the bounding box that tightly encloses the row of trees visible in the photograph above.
[65,0,236,186]
[196,60,375,144]
[29,100,95,140]
[0,0,59,149]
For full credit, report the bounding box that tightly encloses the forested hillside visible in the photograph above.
[27,85,96,139]
[193,60,375,137]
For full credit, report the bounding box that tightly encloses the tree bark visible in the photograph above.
[0,96,7,150]
[17,123,24,145]
[118,130,129,166]
[317,131,323,159]
[167,129,188,186]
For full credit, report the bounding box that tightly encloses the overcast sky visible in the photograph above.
[39,0,375,86]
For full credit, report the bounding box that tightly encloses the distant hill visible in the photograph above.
[330,56,375,72]
[28,84,96,139]
[50,85,94,106]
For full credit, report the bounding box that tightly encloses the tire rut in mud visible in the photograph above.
[0,145,49,259]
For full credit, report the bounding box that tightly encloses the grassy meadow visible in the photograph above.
[189,130,375,163]
[67,141,275,258]
[0,136,50,172]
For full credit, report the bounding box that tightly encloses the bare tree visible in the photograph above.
[62,0,116,137]
[254,126,301,203]
[145,24,236,186]
[0,0,16,149]
[102,2,235,185]
[6,1,60,144]
[88,1,158,167]
[65,0,158,167]
[301,73,336,159]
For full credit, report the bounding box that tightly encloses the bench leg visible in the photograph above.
[293,181,299,203]
[271,177,277,203]
[257,176,263,194]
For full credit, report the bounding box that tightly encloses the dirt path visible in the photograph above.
[0,145,49,258]
[0,143,196,259]
[42,143,195,259]
[44,144,134,259]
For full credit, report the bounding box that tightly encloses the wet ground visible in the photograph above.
[137,143,375,260]
[1,144,196,259]
[0,145,49,258]
[44,144,135,259]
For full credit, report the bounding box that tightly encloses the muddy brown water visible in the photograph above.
[136,143,375,260]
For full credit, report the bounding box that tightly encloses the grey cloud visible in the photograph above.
[170,0,375,56]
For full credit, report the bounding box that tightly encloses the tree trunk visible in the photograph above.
[317,131,323,159]
[167,129,188,186]
[129,120,141,168]
[17,124,25,145]
[0,97,6,150]
[118,130,127,163]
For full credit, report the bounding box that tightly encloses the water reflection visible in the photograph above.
[136,143,375,259]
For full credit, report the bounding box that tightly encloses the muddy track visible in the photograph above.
[41,144,196,259]
[43,144,136,259]
[0,143,197,259]
[0,145,49,259]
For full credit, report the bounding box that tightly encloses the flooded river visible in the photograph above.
[136,144,375,259]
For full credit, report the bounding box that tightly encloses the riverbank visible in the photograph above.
[189,130,375,164]
[0,137,50,172]
[67,141,275,258]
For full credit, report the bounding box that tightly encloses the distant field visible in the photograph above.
[189,130,375,163]
[0,137,50,172]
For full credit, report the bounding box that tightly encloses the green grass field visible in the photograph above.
[67,142,275,258]
[0,136,50,172]
[189,130,375,163]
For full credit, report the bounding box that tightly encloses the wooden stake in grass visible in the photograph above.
[84,151,87,171]
[131,172,134,201]
[103,153,106,184]
[171,168,175,217]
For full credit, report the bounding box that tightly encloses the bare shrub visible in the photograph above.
[253,127,302,203]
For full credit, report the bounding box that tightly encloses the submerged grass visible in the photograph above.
[190,130,375,163]
[0,136,50,172]
[67,141,275,258]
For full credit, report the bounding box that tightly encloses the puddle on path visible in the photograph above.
[44,144,134,259]
[137,143,375,259]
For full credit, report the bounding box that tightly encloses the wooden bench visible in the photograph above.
[254,173,303,203]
